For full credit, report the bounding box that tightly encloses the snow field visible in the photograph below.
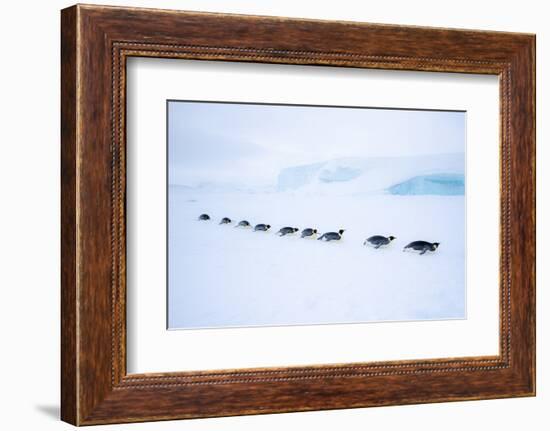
[168,186,465,329]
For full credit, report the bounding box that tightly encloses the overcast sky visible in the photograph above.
[168,101,465,187]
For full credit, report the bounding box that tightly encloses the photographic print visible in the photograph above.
[168,101,466,330]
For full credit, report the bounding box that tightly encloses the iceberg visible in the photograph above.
[318,166,363,183]
[276,153,465,196]
[387,173,465,195]
[277,161,324,191]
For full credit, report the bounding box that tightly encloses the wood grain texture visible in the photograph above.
[60,5,78,425]
[60,4,536,425]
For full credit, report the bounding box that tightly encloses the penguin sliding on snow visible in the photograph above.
[219,217,232,225]
[277,227,299,236]
[300,228,318,238]
[198,213,210,221]
[364,235,396,249]
[403,240,440,255]
[254,224,271,232]
[317,229,345,242]
[235,220,251,228]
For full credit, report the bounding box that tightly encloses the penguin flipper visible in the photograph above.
[420,249,427,255]
[375,244,381,249]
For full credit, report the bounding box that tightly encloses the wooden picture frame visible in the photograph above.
[61,4,535,425]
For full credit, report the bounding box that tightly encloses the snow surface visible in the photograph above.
[168,181,465,329]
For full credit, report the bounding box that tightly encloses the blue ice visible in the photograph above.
[387,173,465,195]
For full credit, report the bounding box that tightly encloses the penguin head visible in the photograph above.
[339,229,345,235]
[266,225,271,229]
[313,229,317,234]
[294,228,299,232]
[388,236,396,241]
[432,242,440,250]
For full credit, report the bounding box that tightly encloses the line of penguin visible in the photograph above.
[198,213,440,255]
